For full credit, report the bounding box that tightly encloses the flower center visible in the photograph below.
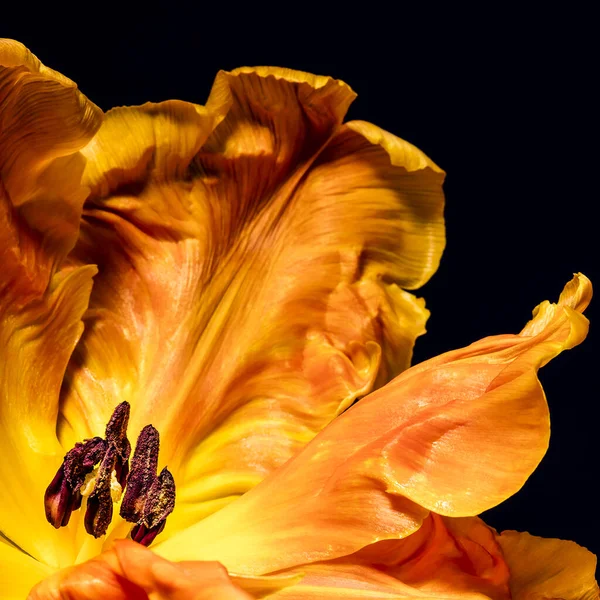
[44,402,175,546]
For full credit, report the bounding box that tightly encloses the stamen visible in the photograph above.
[120,425,159,523]
[84,446,118,538]
[104,401,132,488]
[44,437,106,528]
[44,402,175,545]
[120,425,176,546]
[44,402,131,531]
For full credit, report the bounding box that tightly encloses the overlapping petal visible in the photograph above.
[57,66,445,539]
[30,517,598,600]
[257,514,510,599]
[348,515,510,600]
[4,39,594,600]
[0,40,101,565]
[496,530,599,600]
[28,540,255,600]
[154,274,591,575]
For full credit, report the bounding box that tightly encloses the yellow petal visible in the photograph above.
[0,39,101,263]
[57,65,445,540]
[154,274,590,575]
[1,537,52,600]
[497,530,599,600]
[0,40,101,566]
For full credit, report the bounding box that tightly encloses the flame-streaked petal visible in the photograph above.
[496,530,599,600]
[57,66,445,536]
[154,274,590,575]
[0,39,101,565]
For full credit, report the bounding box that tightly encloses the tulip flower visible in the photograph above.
[28,273,598,599]
[0,39,596,600]
[1,38,443,597]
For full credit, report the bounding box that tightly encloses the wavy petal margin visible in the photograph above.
[0,39,101,566]
[56,65,445,542]
[154,274,591,575]
[497,530,599,600]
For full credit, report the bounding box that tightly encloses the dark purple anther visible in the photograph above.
[84,446,118,538]
[130,520,166,546]
[120,425,159,524]
[120,427,176,547]
[44,402,130,532]
[44,437,106,528]
[105,401,131,488]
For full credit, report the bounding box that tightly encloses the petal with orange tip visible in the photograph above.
[154,274,591,575]
[0,39,101,566]
[58,64,445,541]
[497,530,599,600]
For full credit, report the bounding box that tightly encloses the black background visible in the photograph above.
[4,7,597,561]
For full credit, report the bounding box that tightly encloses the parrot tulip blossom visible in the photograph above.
[0,39,597,600]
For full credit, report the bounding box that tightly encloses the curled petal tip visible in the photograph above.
[520,274,592,353]
[559,272,593,312]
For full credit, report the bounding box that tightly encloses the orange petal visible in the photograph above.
[348,515,510,600]
[260,563,500,599]
[114,541,255,600]
[256,514,510,599]
[0,39,101,566]
[27,541,255,600]
[57,65,445,540]
[496,530,599,600]
[27,550,144,600]
[154,274,590,575]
